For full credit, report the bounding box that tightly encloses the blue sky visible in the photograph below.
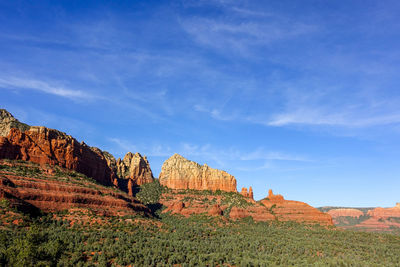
[1,0,400,207]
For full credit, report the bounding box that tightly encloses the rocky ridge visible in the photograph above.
[0,109,30,137]
[159,154,237,192]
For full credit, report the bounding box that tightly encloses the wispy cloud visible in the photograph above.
[266,109,400,127]
[180,15,317,55]
[108,138,310,170]
[0,76,95,100]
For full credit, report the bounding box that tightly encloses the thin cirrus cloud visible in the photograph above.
[0,76,95,100]
[180,15,317,55]
[108,137,310,166]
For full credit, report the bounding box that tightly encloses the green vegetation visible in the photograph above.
[1,211,400,266]
[335,215,371,227]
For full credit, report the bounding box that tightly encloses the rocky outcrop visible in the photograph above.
[260,190,333,226]
[0,160,150,216]
[159,154,237,192]
[267,189,284,201]
[0,127,115,185]
[116,152,154,186]
[327,208,364,218]
[367,203,400,219]
[0,109,30,137]
[162,201,185,215]
[240,187,254,200]
[208,204,223,216]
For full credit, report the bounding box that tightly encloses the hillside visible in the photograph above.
[1,179,400,266]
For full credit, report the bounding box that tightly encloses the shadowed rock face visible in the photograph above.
[159,154,237,192]
[116,152,154,186]
[0,127,115,185]
[0,109,30,137]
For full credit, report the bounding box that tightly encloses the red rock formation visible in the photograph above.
[116,152,154,186]
[159,154,237,192]
[208,204,223,216]
[367,203,400,219]
[162,201,185,214]
[240,187,254,200]
[328,208,364,218]
[0,161,150,216]
[267,189,284,201]
[0,127,115,185]
[261,190,333,226]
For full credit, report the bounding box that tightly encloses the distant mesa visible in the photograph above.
[159,153,237,192]
[367,203,400,219]
[327,208,364,218]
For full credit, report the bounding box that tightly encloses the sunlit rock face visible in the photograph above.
[0,109,30,137]
[0,127,115,185]
[240,187,254,200]
[159,154,237,192]
[116,152,154,186]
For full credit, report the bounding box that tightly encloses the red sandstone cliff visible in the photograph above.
[0,127,115,185]
[159,154,237,192]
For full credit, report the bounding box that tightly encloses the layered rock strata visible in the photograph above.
[0,160,150,216]
[159,154,237,192]
[260,189,333,226]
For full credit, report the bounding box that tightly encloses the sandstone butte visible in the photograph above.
[327,208,364,218]
[159,153,237,192]
[240,187,254,200]
[260,189,333,226]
